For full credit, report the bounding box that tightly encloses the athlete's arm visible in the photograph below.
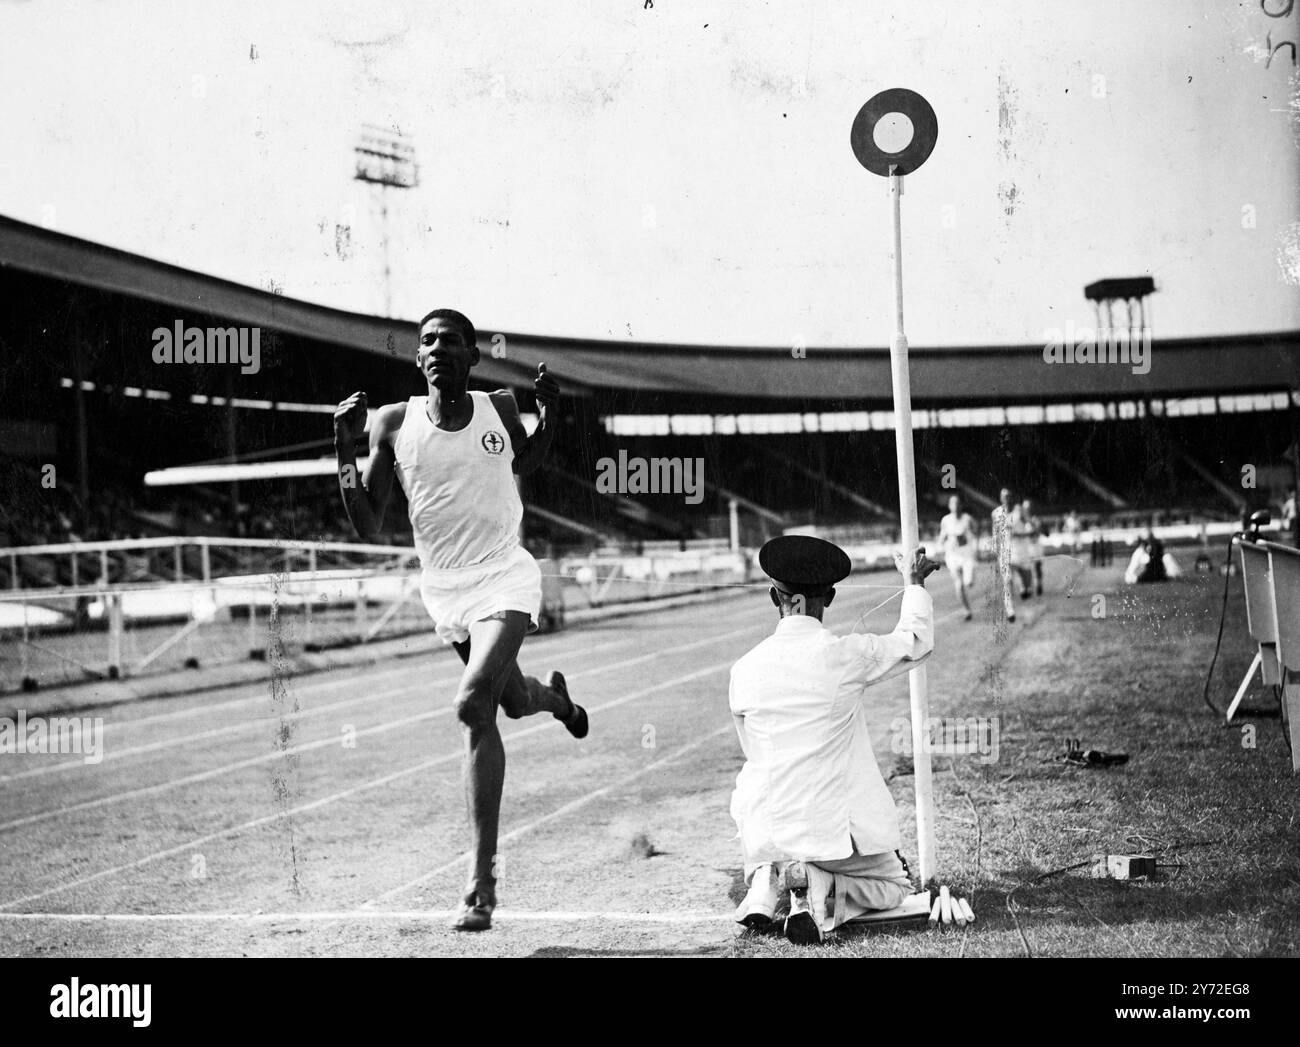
[491,363,558,476]
[333,392,401,541]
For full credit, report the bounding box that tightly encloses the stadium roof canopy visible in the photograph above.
[4,214,1297,407]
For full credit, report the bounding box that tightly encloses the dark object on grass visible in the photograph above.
[183,656,201,670]
[1091,854,1157,880]
[630,832,659,859]
[1062,739,1128,767]
[888,756,915,780]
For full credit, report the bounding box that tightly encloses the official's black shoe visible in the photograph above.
[781,862,824,944]
[547,670,588,739]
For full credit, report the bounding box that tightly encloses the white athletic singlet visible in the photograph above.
[941,512,975,556]
[392,392,522,571]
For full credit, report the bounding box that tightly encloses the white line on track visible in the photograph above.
[0,615,773,832]
[360,724,734,909]
[0,623,625,753]
[0,676,457,783]
[0,590,908,910]
[0,636,635,782]
[0,660,737,910]
[0,910,732,925]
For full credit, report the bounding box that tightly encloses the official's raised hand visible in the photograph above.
[895,545,941,587]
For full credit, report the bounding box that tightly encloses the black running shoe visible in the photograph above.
[547,670,588,739]
[451,888,495,932]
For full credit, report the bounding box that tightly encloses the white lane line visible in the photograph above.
[0,623,632,758]
[0,635,635,782]
[0,660,737,911]
[359,724,733,910]
[357,593,950,910]
[0,910,732,925]
[0,617,766,833]
[0,590,884,906]
[0,678,455,783]
[3,582,856,782]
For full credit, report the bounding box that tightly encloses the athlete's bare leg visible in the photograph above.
[449,611,531,923]
[447,611,580,930]
[952,574,972,619]
[452,636,574,720]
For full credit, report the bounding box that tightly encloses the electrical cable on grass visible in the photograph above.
[1005,837,1225,959]
[1200,536,1237,718]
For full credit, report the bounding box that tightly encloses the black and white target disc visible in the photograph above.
[849,88,938,176]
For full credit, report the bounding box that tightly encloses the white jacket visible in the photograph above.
[728,586,934,863]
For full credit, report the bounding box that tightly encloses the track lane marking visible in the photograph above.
[0,660,739,910]
[0,627,748,830]
[0,635,634,781]
[359,724,734,909]
[0,589,904,909]
[0,910,733,925]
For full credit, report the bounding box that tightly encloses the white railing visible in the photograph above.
[0,537,424,689]
[1230,538,1300,772]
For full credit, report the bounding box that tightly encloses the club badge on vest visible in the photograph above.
[481,430,506,456]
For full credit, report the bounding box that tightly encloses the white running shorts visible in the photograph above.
[946,551,976,587]
[418,545,542,646]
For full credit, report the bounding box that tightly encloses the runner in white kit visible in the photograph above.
[332,308,587,933]
[938,494,978,620]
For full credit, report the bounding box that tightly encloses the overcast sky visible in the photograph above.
[2,0,1297,347]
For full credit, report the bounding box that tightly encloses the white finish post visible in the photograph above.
[888,168,936,886]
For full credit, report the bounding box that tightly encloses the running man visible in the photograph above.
[332,308,588,932]
[938,494,977,620]
[1017,498,1044,596]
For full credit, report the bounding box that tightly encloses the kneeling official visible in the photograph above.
[729,535,938,944]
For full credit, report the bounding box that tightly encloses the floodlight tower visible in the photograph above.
[1084,276,1157,345]
[353,125,418,317]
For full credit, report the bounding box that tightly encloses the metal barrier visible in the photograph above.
[1229,538,1300,771]
[0,538,743,693]
[0,537,425,692]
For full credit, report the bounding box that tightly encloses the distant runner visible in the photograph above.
[938,493,978,621]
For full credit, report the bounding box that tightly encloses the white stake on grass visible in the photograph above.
[928,896,942,928]
[939,884,953,925]
[958,897,976,924]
